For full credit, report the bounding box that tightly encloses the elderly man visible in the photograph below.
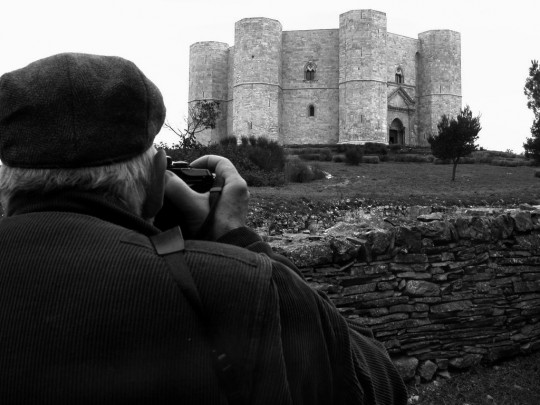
[0,53,407,404]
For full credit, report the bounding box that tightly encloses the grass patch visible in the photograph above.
[249,160,540,207]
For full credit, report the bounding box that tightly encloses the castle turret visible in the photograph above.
[188,41,229,144]
[338,10,388,144]
[416,30,462,143]
[232,18,282,141]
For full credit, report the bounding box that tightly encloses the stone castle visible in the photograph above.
[188,9,462,146]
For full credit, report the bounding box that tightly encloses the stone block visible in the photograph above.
[404,280,440,297]
[389,263,430,272]
[342,283,378,295]
[389,304,416,313]
[278,241,332,267]
[513,281,540,293]
[491,214,514,239]
[329,238,359,264]
[418,360,438,381]
[464,217,491,241]
[395,226,422,253]
[397,272,432,280]
[392,356,419,380]
[365,228,395,255]
[431,300,472,313]
[510,210,533,232]
[415,220,455,242]
[394,253,428,263]
[449,354,482,369]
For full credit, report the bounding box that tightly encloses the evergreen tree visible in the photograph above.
[428,105,481,181]
[524,60,540,164]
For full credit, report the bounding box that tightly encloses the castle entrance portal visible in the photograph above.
[389,118,405,145]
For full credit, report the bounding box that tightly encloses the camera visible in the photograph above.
[166,156,214,193]
[154,157,215,233]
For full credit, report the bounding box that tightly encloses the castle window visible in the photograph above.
[304,61,316,81]
[247,121,252,130]
[308,104,315,117]
[395,67,404,84]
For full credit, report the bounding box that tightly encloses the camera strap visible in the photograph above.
[150,226,245,405]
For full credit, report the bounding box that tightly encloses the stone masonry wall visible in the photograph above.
[189,10,462,147]
[281,30,340,144]
[268,207,540,382]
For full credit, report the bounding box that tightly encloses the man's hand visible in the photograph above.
[163,155,249,240]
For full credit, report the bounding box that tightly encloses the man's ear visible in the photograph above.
[141,149,167,219]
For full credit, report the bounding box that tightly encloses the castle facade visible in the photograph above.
[188,9,462,146]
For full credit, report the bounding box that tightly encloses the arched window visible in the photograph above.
[308,104,315,117]
[395,67,404,84]
[304,61,316,81]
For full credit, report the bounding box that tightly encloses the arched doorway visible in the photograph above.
[389,118,405,145]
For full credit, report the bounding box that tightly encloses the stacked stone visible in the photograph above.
[269,208,540,382]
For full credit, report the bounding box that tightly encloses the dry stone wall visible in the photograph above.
[268,207,540,382]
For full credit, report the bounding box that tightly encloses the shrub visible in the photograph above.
[389,144,403,152]
[219,136,238,146]
[345,145,363,165]
[299,153,321,161]
[333,154,345,163]
[320,148,333,161]
[161,136,287,186]
[390,154,433,163]
[433,158,451,165]
[535,170,540,178]
[491,159,518,167]
[364,142,388,156]
[242,169,284,187]
[285,160,326,183]
[362,155,380,164]
[248,139,286,171]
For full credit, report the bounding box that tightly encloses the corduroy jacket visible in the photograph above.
[0,190,407,404]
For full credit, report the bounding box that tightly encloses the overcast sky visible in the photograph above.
[1,0,538,152]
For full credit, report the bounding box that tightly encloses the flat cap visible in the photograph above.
[0,53,166,168]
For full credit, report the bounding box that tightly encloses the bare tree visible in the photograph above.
[164,100,221,149]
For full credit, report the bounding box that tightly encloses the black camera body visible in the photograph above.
[166,157,214,193]
[154,157,215,233]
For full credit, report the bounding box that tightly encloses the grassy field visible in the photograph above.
[250,161,540,207]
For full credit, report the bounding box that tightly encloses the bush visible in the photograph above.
[333,154,345,163]
[364,142,388,156]
[320,148,333,161]
[390,154,433,163]
[389,144,403,152]
[299,153,321,161]
[285,160,326,183]
[362,155,380,164]
[535,170,540,178]
[433,158,451,165]
[219,136,238,146]
[247,138,285,173]
[242,169,284,187]
[158,136,287,186]
[491,158,532,167]
[344,146,363,165]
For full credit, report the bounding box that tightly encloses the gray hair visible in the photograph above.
[0,147,156,217]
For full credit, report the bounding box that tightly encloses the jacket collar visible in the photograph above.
[6,189,160,236]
